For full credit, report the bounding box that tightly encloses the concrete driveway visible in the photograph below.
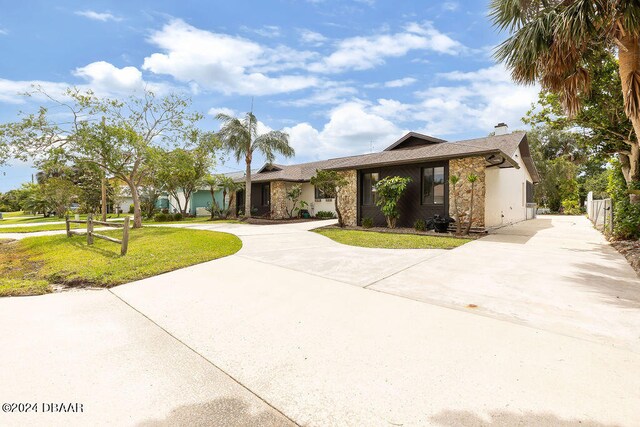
[1,216,640,426]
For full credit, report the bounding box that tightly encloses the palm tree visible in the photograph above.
[465,174,478,235]
[215,112,294,218]
[490,0,640,196]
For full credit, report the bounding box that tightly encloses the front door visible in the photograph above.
[236,189,245,216]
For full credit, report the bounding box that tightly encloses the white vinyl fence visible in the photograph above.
[586,191,613,234]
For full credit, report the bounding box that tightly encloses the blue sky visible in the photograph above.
[0,0,539,192]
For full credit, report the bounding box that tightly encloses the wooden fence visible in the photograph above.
[66,214,131,255]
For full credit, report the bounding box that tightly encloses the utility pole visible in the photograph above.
[101,172,107,222]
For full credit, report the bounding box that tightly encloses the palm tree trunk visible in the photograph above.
[618,34,640,201]
[245,158,252,218]
[334,196,343,227]
[465,181,475,235]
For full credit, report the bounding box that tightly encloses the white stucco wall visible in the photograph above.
[281,182,337,217]
[167,193,189,213]
[484,146,534,228]
[114,197,134,213]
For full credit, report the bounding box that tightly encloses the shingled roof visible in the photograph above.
[242,131,539,184]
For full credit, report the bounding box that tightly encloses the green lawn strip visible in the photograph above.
[0,227,242,296]
[146,218,242,225]
[0,214,126,225]
[0,223,84,233]
[1,211,26,218]
[314,228,471,249]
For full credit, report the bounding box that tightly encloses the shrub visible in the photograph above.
[608,160,640,239]
[128,204,135,214]
[154,213,169,222]
[362,217,373,228]
[414,219,426,232]
[561,199,582,215]
[374,176,412,228]
[316,211,335,219]
[173,213,183,221]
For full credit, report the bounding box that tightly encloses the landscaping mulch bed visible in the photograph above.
[610,240,640,276]
[241,217,326,225]
[318,224,485,240]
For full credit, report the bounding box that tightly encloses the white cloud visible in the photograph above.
[385,77,417,88]
[142,19,319,96]
[412,64,539,135]
[442,2,459,11]
[241,25,281,38]
[74,61,144,93]
[0,79,69,104]
[308,22,463,73]
[285,101,404,159]
[208,107,237,118]
[299,29,327,46]
[0,28,8,35]
[278,82,357,107]
[74,10,122,22]
[0,61,173,104]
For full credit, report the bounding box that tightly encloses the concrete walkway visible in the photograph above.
[1,216,640,426]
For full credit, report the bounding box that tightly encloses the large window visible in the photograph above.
[361,172,379,206]
[261,183,270,206]
[526,181,534,204]
[315,186,331,200]
[422,166,445,205]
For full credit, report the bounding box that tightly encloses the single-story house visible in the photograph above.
[167,171,248,216]
[231,124,539,229]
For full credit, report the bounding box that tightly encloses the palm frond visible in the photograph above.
[253,131,294,164]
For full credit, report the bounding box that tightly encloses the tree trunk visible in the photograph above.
[334,195,344,227]
[183,192,190,216]
[209,188,216,219]
[465,181,475,235]
[101,175,107,222]
[128,182,142,228]
[617,34,640,202]
[245,157,252,218]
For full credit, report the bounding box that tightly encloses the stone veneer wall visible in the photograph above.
[448,157,486,228]
[270,181,288,219]
[337,170,358,226]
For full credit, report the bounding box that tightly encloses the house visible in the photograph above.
[167,171,249,216]
[232,124,539,229]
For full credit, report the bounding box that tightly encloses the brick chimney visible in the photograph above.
[494,122,509,135]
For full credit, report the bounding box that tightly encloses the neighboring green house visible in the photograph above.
[168,171,247,216]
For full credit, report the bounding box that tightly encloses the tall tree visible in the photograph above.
[155,135,215,215]
[215,112,294,218]
[310,169,349,227]
[0,88,203,227]
[491,1,640,198]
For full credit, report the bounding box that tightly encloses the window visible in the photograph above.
[261,183,270,206]
[361,172,379,206]
[314,186,331,200]
[526,181,534,204]
[422,166,445,204]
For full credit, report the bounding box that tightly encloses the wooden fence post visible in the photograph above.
[87,214,94,245]
[65,215,71,238]
[121,217,130,256]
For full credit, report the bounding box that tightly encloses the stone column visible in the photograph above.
[337,170,357,226]
[448,157,486,228]
[270,181,288,219]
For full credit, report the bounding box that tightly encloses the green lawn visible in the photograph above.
[0,223,84,233]
[314,228,471,249]
[1,211,26,218]
[0,214,124,225]
[0,227,242,297]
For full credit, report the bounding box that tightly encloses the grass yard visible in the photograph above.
[0,214,124,225]
[0,223,83,233]
[1,211,26,218]
[314,228,471,249]
[0,227,242,297]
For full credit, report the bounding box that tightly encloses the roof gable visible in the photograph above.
[384,132,447,151]
[257,163,284,173]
